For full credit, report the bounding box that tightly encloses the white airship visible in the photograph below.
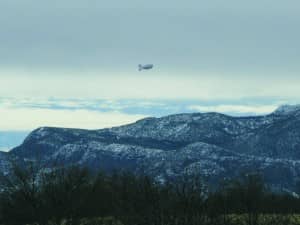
[138,64,154,71]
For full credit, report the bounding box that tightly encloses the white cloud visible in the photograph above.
[189,104,278,115]
[0,106,146,131]
[0,96,290,132]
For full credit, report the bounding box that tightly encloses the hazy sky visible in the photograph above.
[0,0,300,131]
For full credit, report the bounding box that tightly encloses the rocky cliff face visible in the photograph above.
[3,105,300,191]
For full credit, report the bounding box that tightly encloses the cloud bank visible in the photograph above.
[0,97,290,131]
[0,106,146,131]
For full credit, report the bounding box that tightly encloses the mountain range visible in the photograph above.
[2,105,300,192]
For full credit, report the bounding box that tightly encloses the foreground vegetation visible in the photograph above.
[1,165,300,225]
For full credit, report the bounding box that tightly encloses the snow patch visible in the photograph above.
[273,104,300,115]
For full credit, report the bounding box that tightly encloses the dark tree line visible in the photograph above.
[1,165,300,225]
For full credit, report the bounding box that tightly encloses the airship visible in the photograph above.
[138,64,153,71]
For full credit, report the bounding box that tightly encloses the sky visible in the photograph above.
[0,0,300,133]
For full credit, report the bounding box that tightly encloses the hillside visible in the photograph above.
[3,105,300,191]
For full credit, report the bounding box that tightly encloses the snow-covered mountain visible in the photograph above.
[273,104,300,115]
[2,105,300,191]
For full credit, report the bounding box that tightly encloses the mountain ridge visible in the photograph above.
[2,105,300,192]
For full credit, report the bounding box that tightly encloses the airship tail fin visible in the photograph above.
[138,64,143,71]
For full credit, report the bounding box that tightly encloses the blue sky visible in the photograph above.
[0,0,300,132]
